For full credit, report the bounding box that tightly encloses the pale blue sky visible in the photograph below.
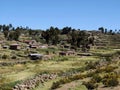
[0,0,120,30]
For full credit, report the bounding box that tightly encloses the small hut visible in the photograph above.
[29,53,43,60]
[9,44,20,50]
[59,50,75,56]
[2,45,9,49]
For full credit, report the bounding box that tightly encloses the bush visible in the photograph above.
[58,57,68,61]
[11,55,17,59]
[102,73,119,87]
[92,74,102,83]
[85,61,96,70]
[2,54,9,59]
[51,82,60,89]
[83,80,98,89]
[103,78,119,87]
[104,66,117,73]
[86,71,95,77]
[105,57,112,62]
[51,74,86,89]
[95,68,104,73]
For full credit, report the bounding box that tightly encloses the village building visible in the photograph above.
[9,44,20,50]
[29,53,43,60]
[77,53,93,56]
[39,45,48,49]
[59,50,75,56]
[2,45,9,49]
[30,44,39,49]
[64,44,71,49]
[59,51,67,56]
[24,40,36,45]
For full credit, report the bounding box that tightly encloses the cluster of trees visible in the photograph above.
[0,24,43,41]
[41,26,94,51]
[98,27,120,34]
[0,24,95,51]
[0,24,31,40]
[41,27,60,45]
[1,24,120,51]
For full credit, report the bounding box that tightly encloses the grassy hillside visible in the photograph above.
[0,31,119,90]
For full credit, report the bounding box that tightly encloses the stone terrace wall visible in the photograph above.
[13,73,57,90]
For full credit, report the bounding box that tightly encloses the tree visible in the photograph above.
[61,27,72,34]
[41,27,60,45]
[109,30,113,34]
[8,24,13,30]
[14,27,21,41]
[0,25,2,31]
[105,28,107,34]
[98,27,104,33]
[2,25,9,39]
[68,29,78,46]
[102,73,119,87]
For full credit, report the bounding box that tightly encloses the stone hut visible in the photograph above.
[59,50,75,56]
[9,44,20,50]
[29,53,43,60]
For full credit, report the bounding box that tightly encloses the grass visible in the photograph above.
[73,85,87,90]
[0,47,119,90]
[0,55,99,89]
[33,78,61,90]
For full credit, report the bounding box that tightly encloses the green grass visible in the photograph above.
[0,47,119,90]
[0,55,98,89]
[71,85,87,90]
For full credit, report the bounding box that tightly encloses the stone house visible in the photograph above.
[9,44,20,50]
[28,53,43,60]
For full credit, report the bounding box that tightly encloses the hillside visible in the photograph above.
[0,26,119,90]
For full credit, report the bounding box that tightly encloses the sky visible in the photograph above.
[0,0,120,30]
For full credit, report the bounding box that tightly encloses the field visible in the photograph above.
[0,47,120,90]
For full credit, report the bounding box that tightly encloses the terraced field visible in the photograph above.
[0,45,120,90]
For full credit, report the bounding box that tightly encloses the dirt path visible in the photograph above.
[55,80,87,90]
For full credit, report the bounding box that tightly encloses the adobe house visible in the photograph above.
[59,50,75,56]
[39,45,48,49]
[24,40,39,49]
[24,40,36,45]
[2,45,9,49]
[9,44,20,50]
[30,44,39,49]
[64,44,70,49]
[59,51,67,56]
[77,53,93,56]
[28,53,43,60]
[67,50,75,55]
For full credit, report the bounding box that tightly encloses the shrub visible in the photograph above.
[92,74,102,83]
[103,78,119,87]
[104,66,117,73]
[11,55,17,59]
[85,61,96,70]
[51,82,60,89]
[58,57,68,61]
[95,68,104,73]
[105,57,112,62]
[51,78,71,89]
[102,73,119,87]
[86,71,95,77]
[83,80,98,90]
[2,54,9,59]
[51,74,86,89]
